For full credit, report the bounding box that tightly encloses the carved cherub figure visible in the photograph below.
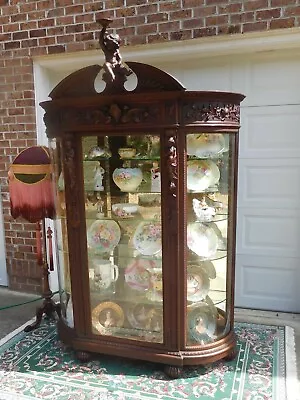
[98,18,132,83]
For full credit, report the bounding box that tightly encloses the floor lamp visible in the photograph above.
[8,145,61,331]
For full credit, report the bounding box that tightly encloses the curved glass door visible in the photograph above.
[185,132,236,346]
[82,134,163,343]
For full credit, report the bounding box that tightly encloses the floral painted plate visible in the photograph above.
[132,221,162,256]
[187,266,210,302]
[187,222,218,259]
[124,259,153,291]
[187,160,220,192]
[87,219,121,254]
[187,133,225,158]
[188,304,216,344]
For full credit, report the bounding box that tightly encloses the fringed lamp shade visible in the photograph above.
[8,146,55,223]
[8,146,61,331]
[8,146,55,267]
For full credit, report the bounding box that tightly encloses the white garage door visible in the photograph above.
[157,50,300,312]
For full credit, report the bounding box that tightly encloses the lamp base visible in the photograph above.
[24,296,61,332]
[24,259,61,332]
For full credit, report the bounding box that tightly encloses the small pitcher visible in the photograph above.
[93,258,119,290]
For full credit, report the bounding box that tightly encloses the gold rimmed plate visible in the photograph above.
[92,301,124,335]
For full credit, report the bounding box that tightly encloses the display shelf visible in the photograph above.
[187,154,228,161]
[188,250,227,262]
[89,292,163,305]
[84,215,160,222]
[57,246,226,263]
[187,187,220,194]
[84,213,227,224]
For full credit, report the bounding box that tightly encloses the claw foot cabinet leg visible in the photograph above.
[164,365,183,379]
[76,351,91,362]
[225,347,237,361]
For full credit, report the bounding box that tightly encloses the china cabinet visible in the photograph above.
[41,20,245,377]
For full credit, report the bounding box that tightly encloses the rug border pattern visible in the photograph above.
[0,319,298,400]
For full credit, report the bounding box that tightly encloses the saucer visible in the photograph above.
[124,259,153,291]
[187,222,218,259]
[187,266,210,302]
[133,221,162,256]
[187,160,220,192]
[188,304,216,344]
[87,219,121,254]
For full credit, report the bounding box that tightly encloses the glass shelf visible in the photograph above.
[186,290,226,306]
[90,292,162,305]
[84,156,161,162]
[90,289,225,308]
[187,152,228,161]
[88,252,163,263]
[84,157,111,162]
[119,157,160,161]
[187,187,220,194]
[84,215,160,222]
[188,214,228,223]
[188,249,227,262]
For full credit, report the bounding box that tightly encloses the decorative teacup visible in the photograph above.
[112,167,143,192]
[92,258,119,290]
[112,203,139,218]
[118,147,136,159]
[87,146,112,159]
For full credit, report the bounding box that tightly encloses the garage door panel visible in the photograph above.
[238,158,300,209]
[178,59,232,91]
[233,52,300,106]
[237,208,300,257]
[235,255,300,312]
[239,105,300,159]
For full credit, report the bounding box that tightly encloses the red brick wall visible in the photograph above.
[0,0,299,293]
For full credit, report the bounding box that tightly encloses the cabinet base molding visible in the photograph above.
[58,319,236,369]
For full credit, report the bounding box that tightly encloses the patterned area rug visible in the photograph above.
[0,319,298,400]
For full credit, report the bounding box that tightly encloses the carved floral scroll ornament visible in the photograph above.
[165,134,178,199]
[183,102,240,124]
[62,134,80,228]
[61,103,159,126]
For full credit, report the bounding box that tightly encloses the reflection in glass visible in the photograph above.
[83,134,163,343]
